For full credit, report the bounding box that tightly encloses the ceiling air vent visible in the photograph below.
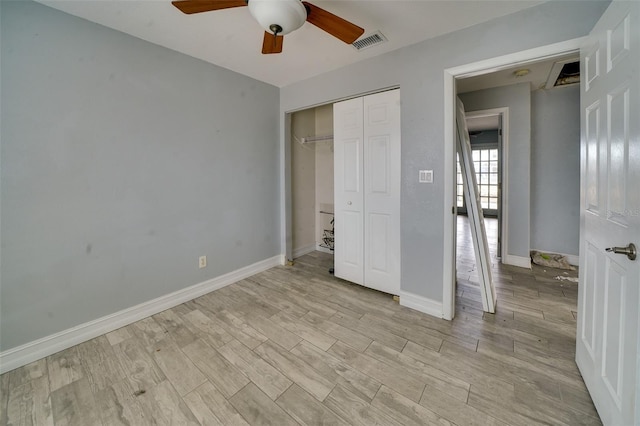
[352,31,387,51]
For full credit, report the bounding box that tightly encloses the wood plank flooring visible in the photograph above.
[0,217,599,425]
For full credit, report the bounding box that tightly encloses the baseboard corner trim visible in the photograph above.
[0,255,282,374]
[503,254,532,269]
[293,244,317,259]
[399,291,444,319]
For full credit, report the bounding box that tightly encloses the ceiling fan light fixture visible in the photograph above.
[248,0,307,35]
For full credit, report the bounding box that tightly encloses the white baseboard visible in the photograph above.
[315,244,334,255]
[399,291,444,319]
[0,255,282,374]
[531,248,579,266]
[503,254,532,269]
[293,244,317,259]
[566,254,579,266]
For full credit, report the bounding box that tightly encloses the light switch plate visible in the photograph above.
[419,170,433,183]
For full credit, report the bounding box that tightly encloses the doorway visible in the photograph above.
[442,38,584,320]
[457,109,505,261]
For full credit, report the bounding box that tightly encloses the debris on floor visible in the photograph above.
[555,275,579,283]
[530,250,576,271]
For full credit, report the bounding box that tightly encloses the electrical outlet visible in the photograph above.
[199,256,207,269]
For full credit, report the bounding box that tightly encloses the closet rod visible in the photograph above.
[300,135,333,144]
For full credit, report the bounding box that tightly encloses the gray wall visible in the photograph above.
[0,1,280,351]
[280,1,607,302]
[460,83,532,261]
[531,85,580,255]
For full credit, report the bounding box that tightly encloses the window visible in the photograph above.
[457,147,499,214]
[456,154,464,208]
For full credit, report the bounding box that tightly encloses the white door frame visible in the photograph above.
[442,37,585,320]
[463,107,509,261]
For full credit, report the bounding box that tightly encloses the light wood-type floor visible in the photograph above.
[0,217,600,425]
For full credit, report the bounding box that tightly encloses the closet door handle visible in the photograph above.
[347,201,352,205]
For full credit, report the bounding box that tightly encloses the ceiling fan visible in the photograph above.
[171,0,365,54]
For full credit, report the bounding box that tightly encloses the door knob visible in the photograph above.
[605,243,637,261]
[347,201,352,205]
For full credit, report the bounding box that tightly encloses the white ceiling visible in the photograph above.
[37,0,545,87]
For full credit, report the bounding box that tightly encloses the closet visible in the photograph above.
[334,89,401,295]
[290,105,335,259]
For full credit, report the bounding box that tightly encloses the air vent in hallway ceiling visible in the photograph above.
[352,31,387,51]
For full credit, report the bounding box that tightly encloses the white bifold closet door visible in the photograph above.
[334,89,401,295]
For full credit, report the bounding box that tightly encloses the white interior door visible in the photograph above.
[576,2,640,425]
[334,97,365,285]
[456,97,496,313]
[363,89,401,294]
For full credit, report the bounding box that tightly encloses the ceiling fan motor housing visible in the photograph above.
[248,0,307,35]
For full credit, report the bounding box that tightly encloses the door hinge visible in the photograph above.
[452,206,455,214]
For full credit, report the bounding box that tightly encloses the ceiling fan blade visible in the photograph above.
[171,0,247,15]
[302,1,364,44]
[262,31,283,54]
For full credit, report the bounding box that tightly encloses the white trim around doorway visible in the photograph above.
[442,37,586,321]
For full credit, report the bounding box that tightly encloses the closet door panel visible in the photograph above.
[369,136,390,194]
[364,90,401,294]
[334,97,365,285]
[342,211,363,267]
[343,139,361,192]
[368,212,389,272]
